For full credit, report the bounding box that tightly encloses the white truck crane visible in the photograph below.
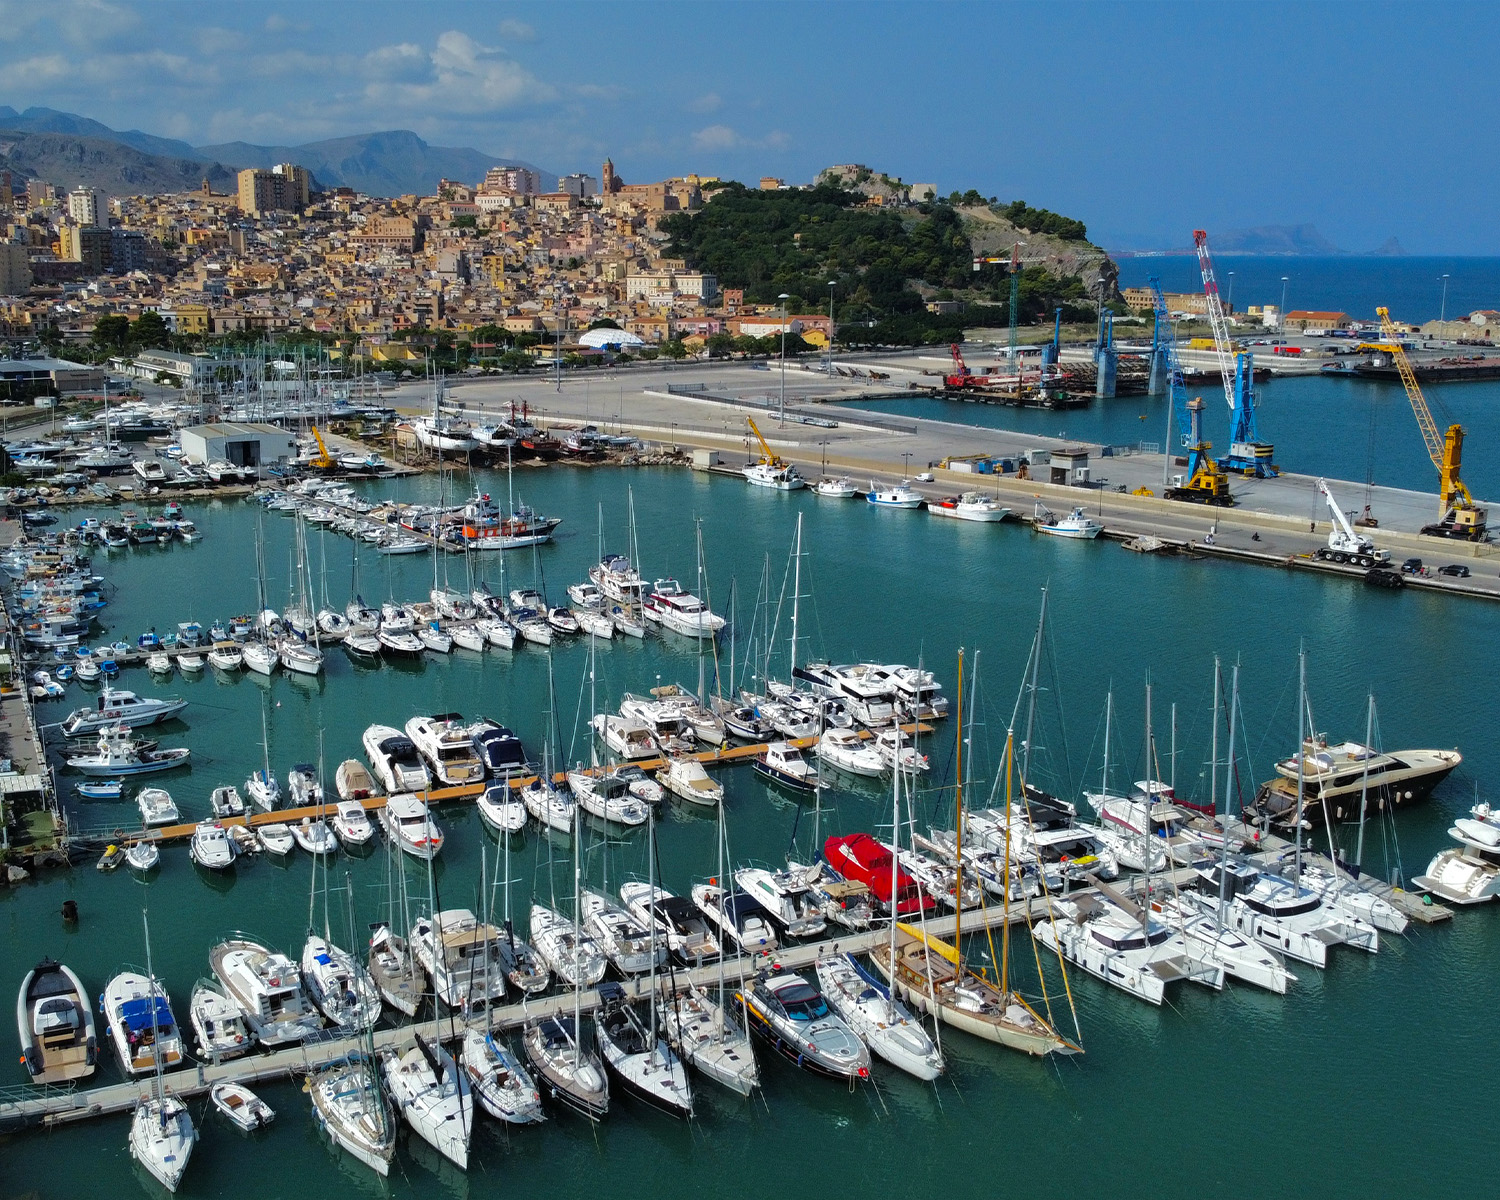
[1315,479,1391,568]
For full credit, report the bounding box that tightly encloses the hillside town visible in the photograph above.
[0,160,884,368]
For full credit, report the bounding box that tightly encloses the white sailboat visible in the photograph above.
[128,912,196,1193]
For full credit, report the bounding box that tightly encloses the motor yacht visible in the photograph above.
[101,970,184,1075]
[642,578,725,638]
[188,979,251,1063]
[690,884,779,954]
[409,909,509,1009]
[188,821,236,869]
[752,741,820,793]
[1248,736,1462,829]
[815,727,885,777]
[591,713,658,760]
[733,866,828,937]
[1032,891,1223,1005]
[58,687,186,737]
[379,793,444,859]
[363,725,432,793]
[737,968,870,1081]
[405,713,485,786]
[619,881,721,966]
[138,787,181,827]
[209,938,323,1045]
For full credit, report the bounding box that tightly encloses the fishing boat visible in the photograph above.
[58,687,186,737]
[310,1054,395,1176]
[77,779,123,801]
[462,1028,545,1125]
[655,756,723,806]
[816,952,943,1079]
[753,741,820,792]
[866,479,924,508]
[362,725,432,793]
[813,476,857,498]
[1031,502,1103,539]
[210,1083,274,1132]
[17,959,96,1084]
[100,970,184,1076]
[188,821,237,869]
[209,937,323,1046]
[188,979,251,1062]
[66,726,190,776]
[737,968,871,1082]
[743,460,806,490]
[927,492,1010,521]
[380,793,444,858]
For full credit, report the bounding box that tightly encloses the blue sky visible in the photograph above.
[1,1,1496,252]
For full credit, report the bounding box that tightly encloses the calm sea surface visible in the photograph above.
[3,458,1497,1200]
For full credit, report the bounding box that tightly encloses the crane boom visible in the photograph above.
[1375,306,1483,532]
[745,416,782,467]
[1147,277,1231,506]
[1192,230,1238,415]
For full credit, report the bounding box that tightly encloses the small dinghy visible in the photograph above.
[291,817,337,856]
[211,1082,274,1132]
[210,785,246,818]
[77,780,123,801]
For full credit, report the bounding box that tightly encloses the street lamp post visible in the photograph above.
[1279,277,1289,329]
[778,292,790,423]
[1226,271,1235,313]
[826,281,836,375]
[1440,274,1451,325]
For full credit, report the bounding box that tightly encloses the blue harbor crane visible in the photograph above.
[1148,277,1232,506]
[1193,229,1279,477]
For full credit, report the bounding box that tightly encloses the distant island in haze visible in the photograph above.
[1111,224,1407,258]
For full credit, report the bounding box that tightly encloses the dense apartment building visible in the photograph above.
[66,187,105,228]
[237,164,311,216]
[0,242,31,296]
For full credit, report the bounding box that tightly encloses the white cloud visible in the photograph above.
[497,18,536,42]
[370,30,555,116]
[688,92,722,115]
[690,124,789,153]
[5,54,76,88]
[691,124,740,151]
[193,26,247,56]
[57,0,139,46]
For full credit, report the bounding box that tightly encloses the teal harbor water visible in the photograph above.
[3,463,1498,1199]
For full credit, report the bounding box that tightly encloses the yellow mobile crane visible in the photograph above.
[1376,307,1488,540]
[746,416,784,467]
[309,425,337,473]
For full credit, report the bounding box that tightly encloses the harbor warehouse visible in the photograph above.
[179,422,297,470]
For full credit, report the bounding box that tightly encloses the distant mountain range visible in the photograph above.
[0,106,553,198]
[1110,223,1407,257]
